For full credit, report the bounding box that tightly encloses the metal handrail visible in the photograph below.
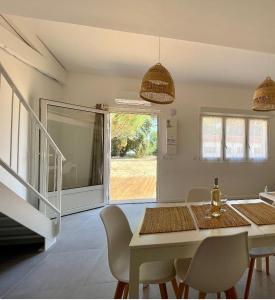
[0,64,65,161]
[0,158,60,215]
[0,63,63,231]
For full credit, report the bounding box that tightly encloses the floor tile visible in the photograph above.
[2,203,275,298]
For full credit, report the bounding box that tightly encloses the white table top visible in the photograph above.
[130,199,275,249]
[260,192,275,203]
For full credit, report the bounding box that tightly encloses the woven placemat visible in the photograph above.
[232,202,275,225]
[191,204,251,230]
[139,206,196,234]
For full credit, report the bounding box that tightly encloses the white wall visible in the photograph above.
[63,72,275,202]
[1,52,274,203]
[0,49,64,205]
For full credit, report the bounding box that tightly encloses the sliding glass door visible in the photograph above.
[40,100,108,215]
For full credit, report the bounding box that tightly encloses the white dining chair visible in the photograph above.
[186,188,210,202]
[175,231,249,299]
[100,205,178,299]
[175,187,211,297]
[244,247,275,298]
[244,201,275,298]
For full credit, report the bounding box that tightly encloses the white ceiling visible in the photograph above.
[1,0,275,53]
[2,1,275,86]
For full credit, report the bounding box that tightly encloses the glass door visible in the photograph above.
[40,100,108,215]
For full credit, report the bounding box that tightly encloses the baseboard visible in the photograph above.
[158,194,259,203]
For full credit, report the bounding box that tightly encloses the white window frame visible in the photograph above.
[200,114,269,162]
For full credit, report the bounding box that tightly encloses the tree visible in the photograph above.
[111,113,156,158]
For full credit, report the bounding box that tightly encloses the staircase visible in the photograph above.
[0,64,65,250]
[0,213,43,246]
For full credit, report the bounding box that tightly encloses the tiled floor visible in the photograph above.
[1,203,275,299]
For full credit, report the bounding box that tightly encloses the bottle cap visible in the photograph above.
[214,177,218,185]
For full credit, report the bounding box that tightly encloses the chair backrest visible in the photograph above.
[100,205,132,280]
[184,231,249,293]
[187,187,210,202]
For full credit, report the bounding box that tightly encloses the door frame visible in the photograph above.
[107,106,161,203]
[39,99,109,215]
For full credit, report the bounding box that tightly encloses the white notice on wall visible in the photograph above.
[167,118,177,155]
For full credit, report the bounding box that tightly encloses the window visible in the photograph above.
[201,115,268,161]
[202,116,222,159]
[248,119,268,160]
[225,118,245,160]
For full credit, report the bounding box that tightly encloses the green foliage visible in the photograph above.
[111,113,157,158]
[148,131,158,156]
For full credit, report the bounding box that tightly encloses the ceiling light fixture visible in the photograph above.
[140,37,175,104]
[253,54,275,111]
[252,76,275,111]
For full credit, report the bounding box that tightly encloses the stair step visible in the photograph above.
[0,216,20,227]
[0,235,43,245]
[0,226,32,237]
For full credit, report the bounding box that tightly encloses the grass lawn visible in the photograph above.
[110,157,157,201]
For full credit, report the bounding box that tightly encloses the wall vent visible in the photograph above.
[115,98,151,107]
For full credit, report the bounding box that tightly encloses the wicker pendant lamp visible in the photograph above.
[252,76,275,111]
[140,38,175,104]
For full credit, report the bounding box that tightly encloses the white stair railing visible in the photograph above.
[0,64,65,235]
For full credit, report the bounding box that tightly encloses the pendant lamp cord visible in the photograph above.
[158,36,161,63]
[269,53,272,78]
[267,53,272,78]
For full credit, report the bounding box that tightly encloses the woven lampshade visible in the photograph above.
[140,63,175,104]
[253,76,275,111]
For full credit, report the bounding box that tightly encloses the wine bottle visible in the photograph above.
[211,177,221,217]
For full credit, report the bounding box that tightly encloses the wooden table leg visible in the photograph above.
[244,257,255,299]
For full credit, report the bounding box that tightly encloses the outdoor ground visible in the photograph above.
[110,157,156,201]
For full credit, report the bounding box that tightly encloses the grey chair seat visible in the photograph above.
[249,247,275,258]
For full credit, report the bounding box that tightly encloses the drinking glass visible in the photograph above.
[205,202,212,219]
[220,197,228,213]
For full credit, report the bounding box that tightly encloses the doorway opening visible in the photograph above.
[110,111,158,203]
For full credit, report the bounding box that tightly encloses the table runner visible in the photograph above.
[191,204,251,229]
[232,202,275,225]
[139,206,196,234]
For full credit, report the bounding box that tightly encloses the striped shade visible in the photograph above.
[140,63,175,104]
[253,76,275,111]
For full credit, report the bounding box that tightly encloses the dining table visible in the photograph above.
[129,199,275,298]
